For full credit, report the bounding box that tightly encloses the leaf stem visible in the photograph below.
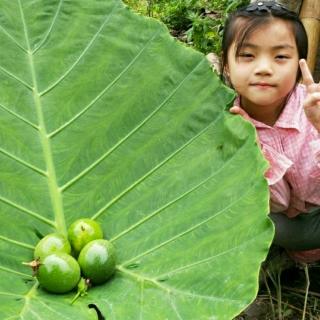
[18,0,66,236]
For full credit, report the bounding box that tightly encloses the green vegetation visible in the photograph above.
[123,0,250,54]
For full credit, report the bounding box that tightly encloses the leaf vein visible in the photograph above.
[39,1,120,97]
[29,308,42,320]
[0,102,39,129]
[0,195,55,226]
[0,22,28,53]
[49,28,162,140]
[118,266,241,303]
[121,179,258,266]
[170,287,241,303]
[18,283,38,320]
[0,65,32,90]
[0,235,34,250]
[89,59,207,219]
[0,265,33,278]
[101,298,115,319]
[140,280,144,320]
[0,147,46,176]
[169,293,183,320]
[109,113,223,240]
[35,299,75,320]
[156,235,262,280]
[0,292,24,298]
[58,31,164,193]
[32,0,64,54]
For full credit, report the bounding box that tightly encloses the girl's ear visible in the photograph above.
[224,63,230,76]
[222,62,232,86]
[223,65,230,83]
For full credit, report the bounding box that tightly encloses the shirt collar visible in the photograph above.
[273,84,305,131]
[236,84,305,131]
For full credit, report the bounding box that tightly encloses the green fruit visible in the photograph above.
[78,239,116,285]
[68,218,103,256]
[34,233,71,260]
[37,253,81,294]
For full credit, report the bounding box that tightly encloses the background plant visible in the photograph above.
[123,0,250,54]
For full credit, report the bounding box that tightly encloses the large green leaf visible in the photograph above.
[0,0,273,319]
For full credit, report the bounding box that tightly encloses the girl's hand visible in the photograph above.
[229,106,251,121]
[299,59,320,132]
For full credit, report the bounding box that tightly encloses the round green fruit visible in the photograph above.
[68,218,103,256]
[78,239,116,285]
[34,233,71,260]
[37,253,81,294]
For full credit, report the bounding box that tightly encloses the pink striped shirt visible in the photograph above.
[236,84,320,215]
[235,84,320,262]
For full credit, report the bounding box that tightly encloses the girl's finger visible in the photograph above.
[299,59,314,87]
[229,106,251,121]
[307,82,320,94]
[303,92,320,108]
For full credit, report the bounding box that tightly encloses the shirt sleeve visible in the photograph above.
[260,143,293,185]
[310,133,320,162]
[309,134,320,179]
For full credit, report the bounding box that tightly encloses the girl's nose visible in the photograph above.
[254,58,273,75]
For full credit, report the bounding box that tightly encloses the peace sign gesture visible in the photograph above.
[299,59,320,132]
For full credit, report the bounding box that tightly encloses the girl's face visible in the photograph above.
[225,18,299,122]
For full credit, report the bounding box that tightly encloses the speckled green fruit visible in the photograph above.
[37,253,81,294]
[34,233,71,260]
[68,218,103,256]
[78,239,116,285]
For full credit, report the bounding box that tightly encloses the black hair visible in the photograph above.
[221,1,308,82]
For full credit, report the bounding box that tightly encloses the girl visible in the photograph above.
[222,1,320,262]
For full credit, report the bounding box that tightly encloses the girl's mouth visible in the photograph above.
[251,82,276,88]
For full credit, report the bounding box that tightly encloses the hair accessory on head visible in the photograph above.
[245,1,286,13]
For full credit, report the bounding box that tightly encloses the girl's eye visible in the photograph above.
[276,55,289,60]
[238,52,254,59]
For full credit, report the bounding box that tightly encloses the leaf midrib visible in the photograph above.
[18,0,65,235]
